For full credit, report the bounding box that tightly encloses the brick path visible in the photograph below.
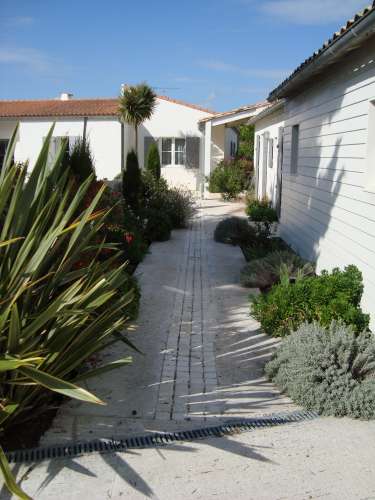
[155,214,217,420]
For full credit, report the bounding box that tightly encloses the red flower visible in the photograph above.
[124,232,134,244]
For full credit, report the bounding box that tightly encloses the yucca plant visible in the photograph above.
[0,125,138,499]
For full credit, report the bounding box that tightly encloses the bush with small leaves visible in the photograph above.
[214,217,257,246]
[251,265,370,336]
[240,250,315,290]
[207,159,249,200]
[246,198,278,241]
[266,321,375,419]
[145,208,172,242]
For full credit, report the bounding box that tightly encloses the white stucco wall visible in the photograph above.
[4,117,122,180]
[279,37,375,328]
[137,98,212,191]
[254,109,285,204]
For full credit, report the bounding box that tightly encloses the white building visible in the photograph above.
[0,93,264,193]
[252,4,375,328]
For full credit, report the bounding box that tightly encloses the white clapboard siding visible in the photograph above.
[283,182,375,225]
[280,37,375,328]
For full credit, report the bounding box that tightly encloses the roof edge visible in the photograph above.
[247,100,285,125]
[269,3,375,101]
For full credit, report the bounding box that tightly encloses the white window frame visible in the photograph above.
[159,137,186,167]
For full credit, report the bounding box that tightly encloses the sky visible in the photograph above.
[0,0,371,111]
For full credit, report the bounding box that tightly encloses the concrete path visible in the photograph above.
[10,418,375,499]
[38,198,294,446]
[7,198,375,499]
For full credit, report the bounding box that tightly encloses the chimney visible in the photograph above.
[59,92,73,101]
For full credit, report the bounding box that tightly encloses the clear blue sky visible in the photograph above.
[0,0,369,111]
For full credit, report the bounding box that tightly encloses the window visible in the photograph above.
[0,139,9,169]
[268,138,274,168]
[160,138,187,166]
[175,138,186,165]
[161,138,172,166]
[291,125,299,175]
[230,140,236,157]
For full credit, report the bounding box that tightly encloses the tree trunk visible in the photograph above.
[135,125,138,156]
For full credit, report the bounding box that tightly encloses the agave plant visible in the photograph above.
[0,125,138,499]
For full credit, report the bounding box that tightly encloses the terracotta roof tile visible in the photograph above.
[0,96,215,118]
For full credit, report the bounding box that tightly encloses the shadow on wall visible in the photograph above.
[281,134,344,265]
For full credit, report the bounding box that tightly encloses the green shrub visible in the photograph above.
[246,198,278,241]
[123,150,142,209]
[240,250,315,290]
[241,237,290,262]
[207,159,249,200]
[0,126,137,498]
[146,143,161,180]
[145,209,172,241]
[266,321,375,419]
[214,217,257,246]
[251,265,370,337]
[246,198,278,223]
[164,188,196,229]
[69,136,96,181]
[141,172,195,230]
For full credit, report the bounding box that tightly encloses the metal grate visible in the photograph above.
[5,410,318,464]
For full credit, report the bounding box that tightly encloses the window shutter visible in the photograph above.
[254,134,260,197]
[144,136,157,168]
[262,132,269,199]
[186,136,200,169]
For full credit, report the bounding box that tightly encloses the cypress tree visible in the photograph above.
[123,150,142,209]
[146,143,161,180]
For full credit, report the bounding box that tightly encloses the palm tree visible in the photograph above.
[118,83,157,154]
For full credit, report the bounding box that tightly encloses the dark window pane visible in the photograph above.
[162,151,172,165]
[0,140,9,169]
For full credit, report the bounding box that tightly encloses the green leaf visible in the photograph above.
[0,445,32,500]
[0,358,43,372]
[19,366,105,405]
[73,357,132,382]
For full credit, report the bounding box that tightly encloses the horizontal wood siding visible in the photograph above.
[280,37,375,328]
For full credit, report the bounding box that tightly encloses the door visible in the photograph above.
[275,126,284,218]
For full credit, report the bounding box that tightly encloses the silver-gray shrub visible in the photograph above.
[240,250,315,289]
[266,321,375,419]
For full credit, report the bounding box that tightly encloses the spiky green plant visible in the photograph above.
[266,321,375,419]
[240,250,315,289]
[118,83,157,152]
[0,125,138,499]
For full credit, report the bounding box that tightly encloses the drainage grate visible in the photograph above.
[5,410,318,464]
